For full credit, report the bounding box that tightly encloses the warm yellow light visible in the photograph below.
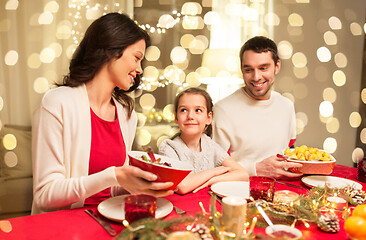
[349,112,362,128]
[44,1,59,13]
[139,93,156,110]
[334,53,347,68]
[323,137,337,153]
[350,22,362,35]
[5,0,18,10]
[3,134,17,150]
[27,53,41,69]
[170,46,187,63]
[40,48,56,63]
[291,52,307,68]
[323,88,337,103]
[329,16,342,30]
[319,101,333,117]
[180,34,195,48]
[317,47,331,62]
[288,13,303,27]
[361,129,366,144]
[4,50,18,66]
[323,31,337,45]
[38,11,54,25]
[332,70,346,87]
[293,66,308,79]
[33,77,50,94]
[326,117,339,133]
[352,147,364,163]
[278,41,293,59]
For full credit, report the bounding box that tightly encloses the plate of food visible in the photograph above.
[210,181,250,198]
[128,151,192,190]
[282,145,336,174]
[302,175,362,189]
[98,195,173,222]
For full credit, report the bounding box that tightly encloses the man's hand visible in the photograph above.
[256,155,303,178]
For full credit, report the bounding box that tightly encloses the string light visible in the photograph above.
[68,0,125,44]
[136,10,187,34]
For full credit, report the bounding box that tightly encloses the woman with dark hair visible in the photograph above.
[32,13,173,214]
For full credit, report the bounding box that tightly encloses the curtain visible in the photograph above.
[355,32,366,163]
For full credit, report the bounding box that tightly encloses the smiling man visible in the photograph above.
[212,36,302,178]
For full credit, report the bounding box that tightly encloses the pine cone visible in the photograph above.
[350,189,366,205]
[191,224,214,240]
[317,213,340,233]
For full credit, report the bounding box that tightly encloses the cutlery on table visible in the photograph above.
[208,190,222,205]
[84,209,116,236]
[275,180,306,189]
[256,202,275,231]
[173,205,186,215]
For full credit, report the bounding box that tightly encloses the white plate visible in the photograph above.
[211,181,250,198]
[97,195,173,222]
[302,175,363,189]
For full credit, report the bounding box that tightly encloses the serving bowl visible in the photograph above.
[128,151,192,190]
[285,149,336,175]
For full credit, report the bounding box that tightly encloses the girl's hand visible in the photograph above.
[114,165,174,197]
[192,167,230,193]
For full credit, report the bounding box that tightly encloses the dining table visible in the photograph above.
[1,164,365,240]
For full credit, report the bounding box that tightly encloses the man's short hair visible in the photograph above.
[239,36,280,66]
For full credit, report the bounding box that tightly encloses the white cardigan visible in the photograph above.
[31,84,137,214]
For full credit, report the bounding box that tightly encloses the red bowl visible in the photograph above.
[128,151,192,190]
[285,149,336,175]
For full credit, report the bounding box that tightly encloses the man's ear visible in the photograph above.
[275,59,281,75]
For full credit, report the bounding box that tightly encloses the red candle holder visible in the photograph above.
[124,194,156,223]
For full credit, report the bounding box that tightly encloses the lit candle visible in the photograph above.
[166,231,200,240]
[273,190,299,205]
[222,196,247,238]
[327,196,348,210]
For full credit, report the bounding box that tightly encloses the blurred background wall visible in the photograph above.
[0,0,365,168]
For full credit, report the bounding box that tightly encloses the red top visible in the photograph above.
[84,106,126,205]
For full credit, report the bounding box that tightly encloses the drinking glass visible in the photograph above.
[124,194,156,223]
[249,176,275,202]
[357,157,366,183]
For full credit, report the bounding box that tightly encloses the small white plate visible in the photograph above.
[302,175,363,189]
[210,181,250,198]
[265,224,302,240]
[97,195,173,222]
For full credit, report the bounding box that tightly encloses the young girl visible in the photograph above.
[159,88,249,194]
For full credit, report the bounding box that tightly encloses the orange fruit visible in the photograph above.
[353,204,366,219]
[344,216,366,239]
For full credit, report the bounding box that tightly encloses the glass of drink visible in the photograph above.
[357,157,366,183]
[249,176,275,202]
[124,194,156,223]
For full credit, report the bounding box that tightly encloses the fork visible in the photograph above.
[173,205,186,215]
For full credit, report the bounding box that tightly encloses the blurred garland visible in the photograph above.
[116,185,366,239]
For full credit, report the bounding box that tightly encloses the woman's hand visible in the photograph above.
[114,165,174,197]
